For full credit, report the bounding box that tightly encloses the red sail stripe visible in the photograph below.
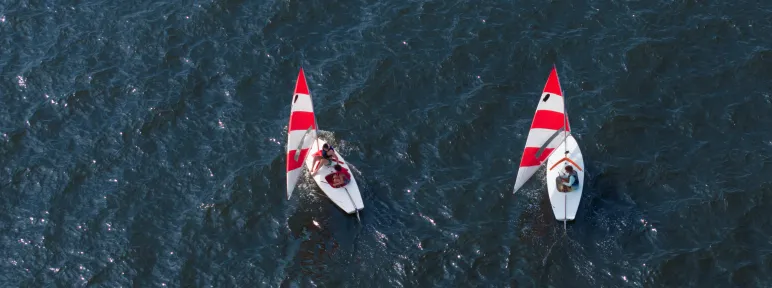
[287,148,311,171]
[543,67,562,96]
[531,110,567,130]
[295,68,310,95]
[288,111,316,132]
[519,147,554,167]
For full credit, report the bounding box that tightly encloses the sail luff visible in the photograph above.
[513,67,569,193]
[286,68,317,200]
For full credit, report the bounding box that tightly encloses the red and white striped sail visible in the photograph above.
[513,67,571,193]
[286,68,319,200]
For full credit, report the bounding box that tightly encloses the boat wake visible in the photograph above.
[313,130,362,174]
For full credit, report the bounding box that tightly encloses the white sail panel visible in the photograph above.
[513,67,570,193]
[286,68,317,200]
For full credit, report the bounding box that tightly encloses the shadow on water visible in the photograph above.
[510,159,653,287]
[283,186,364,285]
[286,211,340,282]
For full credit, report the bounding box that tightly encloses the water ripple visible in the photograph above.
[2,0,772,286]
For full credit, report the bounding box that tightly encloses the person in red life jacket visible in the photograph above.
[330,164,351,188]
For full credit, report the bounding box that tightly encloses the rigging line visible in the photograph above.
[306,76,321,172]
[312,105,320,153]
[305,69,321,157]
[564,192,567,235]
[323,181,360,223]
[344,187,361,223]
[561,70,569,156]
[565,139,568,230]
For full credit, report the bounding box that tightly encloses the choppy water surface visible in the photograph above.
[2,0,772,286]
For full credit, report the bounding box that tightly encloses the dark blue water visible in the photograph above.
[2,0,772,286]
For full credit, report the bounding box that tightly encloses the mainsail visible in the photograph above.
[513,67,571,193]
[286,68,318,200]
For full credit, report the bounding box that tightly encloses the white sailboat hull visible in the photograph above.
[545,135,584,221]
[304,139,364,214]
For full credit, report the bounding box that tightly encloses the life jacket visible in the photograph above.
[321,145,335,159]
[338,167,351,183]
[324,167,351,188]
[568,171,579,187]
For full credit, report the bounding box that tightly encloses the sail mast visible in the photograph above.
[561,66,571,230]
[301,68,321,159]
[560,65,568,230]
[307,69,321,153]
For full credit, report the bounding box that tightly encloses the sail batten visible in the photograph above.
[535,126,566,159]
[513,67,570,193]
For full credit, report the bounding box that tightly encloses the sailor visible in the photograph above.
[330,164,351,187]
[557,165,579,192]
[311,144,338,175]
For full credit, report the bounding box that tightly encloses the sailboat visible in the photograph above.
[513,66,585,222]
[285,68,364,218]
